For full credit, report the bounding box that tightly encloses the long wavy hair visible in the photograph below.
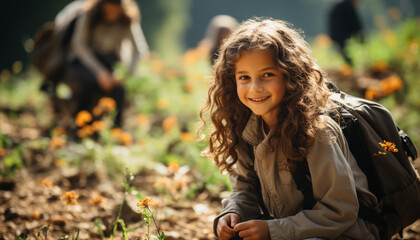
[84,0,140,28]
[200,18,332,172]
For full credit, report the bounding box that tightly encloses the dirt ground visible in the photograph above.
[1,160,420,240]
[0,163,223,240]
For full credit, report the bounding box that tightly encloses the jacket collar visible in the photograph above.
[242,113,264,146]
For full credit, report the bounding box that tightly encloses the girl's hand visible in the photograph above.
[96,70,119,92]
[234,219,270,240]
[217,213,240,240]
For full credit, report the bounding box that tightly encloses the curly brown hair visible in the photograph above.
[200,18,332,172]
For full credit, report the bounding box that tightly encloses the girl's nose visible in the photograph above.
[250,78,263,93]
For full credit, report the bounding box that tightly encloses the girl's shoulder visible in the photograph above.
[314,115,343,146]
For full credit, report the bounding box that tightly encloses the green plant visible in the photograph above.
[137,197,165,240]
[0,146,24,177]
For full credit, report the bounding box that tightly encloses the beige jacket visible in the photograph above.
[71,11,149,75]
[215,114,381,239]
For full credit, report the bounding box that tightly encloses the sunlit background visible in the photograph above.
[0,0,420,239]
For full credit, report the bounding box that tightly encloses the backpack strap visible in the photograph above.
[399,129,418,160]
[290,159,316,210]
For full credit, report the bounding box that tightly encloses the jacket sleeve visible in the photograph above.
[266,120,360,240]
[213,142,264,236]
[72,14,106,75]
[127,21,149,74]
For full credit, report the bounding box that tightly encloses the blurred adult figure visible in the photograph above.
[202,15,238,65]
[328,0,363,65]
[66,0,149,127]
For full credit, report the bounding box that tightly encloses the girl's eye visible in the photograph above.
[238,75,250,81]
[263,72,275,78]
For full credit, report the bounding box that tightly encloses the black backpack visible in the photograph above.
[289,85,420,239]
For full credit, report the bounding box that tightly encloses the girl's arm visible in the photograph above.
[127,21,149,74]
[71,14,107,75]
[266,120,363,239]
[213,142,264,235]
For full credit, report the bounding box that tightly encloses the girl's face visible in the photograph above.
[102,2,123,22]
[235,49,286,127]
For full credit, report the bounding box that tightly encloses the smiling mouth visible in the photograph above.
[249,96,270,102]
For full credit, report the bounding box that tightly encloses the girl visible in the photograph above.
[68,0,149,126]
[200,18,380,239]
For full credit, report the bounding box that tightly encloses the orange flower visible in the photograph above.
[110,128,132,145]
[49,137,66,150]
[119,132,132,146]
[378,140,398,154]
[136,114,149,125]
[75,110,92,127]
[0,148,5,157]
[150,59,164,73]
[183,82,195,93]
[77,125,94,138]
[92,121,106,132]
[162,116,178,133]
[41,178,54,188]
[167,161,180,173]
[181,132,195,142]
[380,74,403,96]
[339,64,353,77]
[371,61,388,73]
[111,128,123,138]
[92,106,102,117]
[137,197,153,211]
[364,88,380,100]
[60,190,79,206]
[98,97,116,112]
[89,195,106,205]
[54,159,64,167]
[53,127,66,136]
[32,211,41,219]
